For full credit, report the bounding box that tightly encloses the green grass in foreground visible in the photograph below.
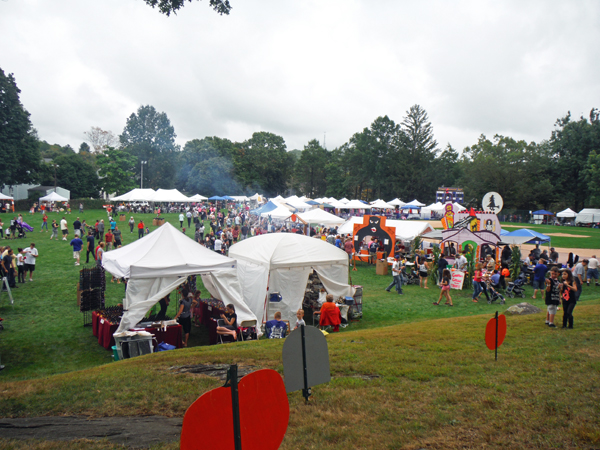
[0,304,599,449]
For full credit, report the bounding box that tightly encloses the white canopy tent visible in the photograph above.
[39,191,69,202]
[249,193,264,203]
[112,188,156,202]
[188,194,208,201]
[230,196,249,202]
[425,202,445,212]
[338,197,350,203]
[337,217,434,241]
[0,193,14,200]
[576,208,600,225]
[370,199,396,209]
[103,222,256,334]
[405,199,426,207]
[297,208,345,225]
[557,208,576,218]
[229,234,354,325]
[148,189,192,203]
[453,202,466,211]
[340,200,372,209]
[388,198,406,206]
[260,202,293,220]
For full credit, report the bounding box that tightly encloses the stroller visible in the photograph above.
[506,272,527,298]
[401,264,420,285]
[485,278,505,305]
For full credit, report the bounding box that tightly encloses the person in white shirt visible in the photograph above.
[60,217,68,241]
[178,213,184,228]
[455,252,468,271]
[23,242,38,282]
[385,255,404,294]
[586,255,599,286]
[214,237,223,254]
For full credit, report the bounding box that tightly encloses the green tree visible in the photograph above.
[400,104,439,201]
[176,137,238,195]
[294,139,329,197]
[143,0,231,16]
[460,135,554,209]
[0,68,41,187]
[97,149,139,196]
[234,132,293,196]
[52,154,99,198]
[551,109,600,210]
[120,105,179,189]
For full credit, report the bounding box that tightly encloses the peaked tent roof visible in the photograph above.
[112,188,156,202]
[405,199,425,207]
[229,233,348,269]
[39,191,69,202]
[370,199,395,209]
[0,193,14,200]
[149,189,191,203]
[103,222,236,279]
[340,199,372,209]
[297,208,345,225]
[502,228,550,244]
[188,194,208,201]
[388,198,406,206]
[556,208,576,218]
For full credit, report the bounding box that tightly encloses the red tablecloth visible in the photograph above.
[95,313,182,350]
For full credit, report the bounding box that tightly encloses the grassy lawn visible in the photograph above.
[499,222,600,249]
[1,209,599,448]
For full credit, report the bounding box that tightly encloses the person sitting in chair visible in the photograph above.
[216,304,238,341]
[319,294,341,332]
[266,311,287,339]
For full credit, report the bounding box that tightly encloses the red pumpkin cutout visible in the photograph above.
[181,369,289,450]
[485,314,507,350]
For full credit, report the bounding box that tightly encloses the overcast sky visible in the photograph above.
[1,0,598,154]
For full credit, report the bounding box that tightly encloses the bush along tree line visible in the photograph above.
[1,67,600,209]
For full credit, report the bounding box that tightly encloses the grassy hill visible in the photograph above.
[0,304,599,449]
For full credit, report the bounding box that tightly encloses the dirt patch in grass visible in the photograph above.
[0,416,181,448]
[546,232,590,238]
[167,363,260,380]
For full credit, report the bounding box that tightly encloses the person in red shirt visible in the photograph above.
[344,237,354,260]
[319,294,341,332]
[105,230,114,250]
[137,220,144,239]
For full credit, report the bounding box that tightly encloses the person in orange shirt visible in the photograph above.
[319,294,341,332]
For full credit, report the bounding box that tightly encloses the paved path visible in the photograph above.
[0,415,182,448]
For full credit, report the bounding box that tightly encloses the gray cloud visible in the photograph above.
[1,0,598,154]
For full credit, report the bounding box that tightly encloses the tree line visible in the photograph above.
[1,67,599,210]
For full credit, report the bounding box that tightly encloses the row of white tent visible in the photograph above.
[111,188,263,203]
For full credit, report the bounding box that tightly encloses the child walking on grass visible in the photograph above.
[434,269,453,306]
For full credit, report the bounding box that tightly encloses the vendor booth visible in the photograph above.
[338,217,434,241]
[102,222,257,338]
[228,234,355,326]
[111,188,156,202]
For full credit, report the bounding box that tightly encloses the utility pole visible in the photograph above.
[140,161,147,189]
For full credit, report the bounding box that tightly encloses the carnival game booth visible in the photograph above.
[228,234,356,328]
[441,227,501,264]
[102,222,257,348]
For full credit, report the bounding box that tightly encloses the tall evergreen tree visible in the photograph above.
[0,68,41,188]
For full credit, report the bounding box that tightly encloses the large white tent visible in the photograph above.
[148,189,192,203]
[39,191,69,202]
[388,198,405,206]
[405,199,426,207]
[297,208,345,225]
[0,193,14,200]
[340,200,372,209]
[576,208,600,225]
[229,234,354,325]
[103,222,256,334]
[337,217,434,241]
[370,199,396,209]
[112,188,156,202]
[557,208,576,218]
[261,202,293,220]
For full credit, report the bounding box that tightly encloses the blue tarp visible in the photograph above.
[250,200,279,216]
[208,196,224,201]
[401,205,419,210]
[532,210,554,215]
[222,195,236,201]
[306,200,320,205]
[504,228,551,243]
